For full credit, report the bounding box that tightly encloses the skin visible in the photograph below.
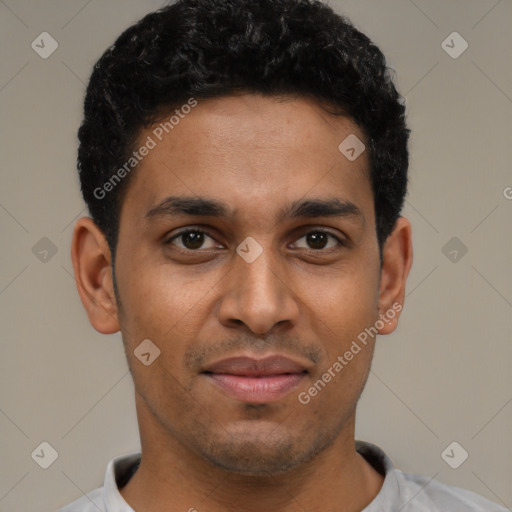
[72,94,413,512]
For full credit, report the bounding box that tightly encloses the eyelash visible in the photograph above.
[164,227,346,252]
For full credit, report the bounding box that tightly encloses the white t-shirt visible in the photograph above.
[57,440,508,511]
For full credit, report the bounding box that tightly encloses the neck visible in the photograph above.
[120,407,384,512]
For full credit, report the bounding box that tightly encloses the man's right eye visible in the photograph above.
[164,228,220,251]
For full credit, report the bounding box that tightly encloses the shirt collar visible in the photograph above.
[103,452,140,512]
[355,440,401,511]
[103,441,398,511]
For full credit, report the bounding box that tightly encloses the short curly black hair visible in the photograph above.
[78,0,409,262]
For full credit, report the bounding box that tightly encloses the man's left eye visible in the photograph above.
[293,231,343,250]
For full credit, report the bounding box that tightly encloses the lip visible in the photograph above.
[202,355,310,403]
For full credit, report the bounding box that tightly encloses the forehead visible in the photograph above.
[120,94,374,229]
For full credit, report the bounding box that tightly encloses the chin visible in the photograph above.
[195,421,332,475]
[204,444,303,475]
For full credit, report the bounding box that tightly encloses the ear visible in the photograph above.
[377,216,413,335]
[71,217,120,334]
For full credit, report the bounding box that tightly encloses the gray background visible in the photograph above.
[0,1,511,510]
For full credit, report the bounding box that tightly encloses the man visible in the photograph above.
[60,0,507,510]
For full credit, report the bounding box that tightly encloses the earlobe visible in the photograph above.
[71,217,120,334]
[377,216,413,335]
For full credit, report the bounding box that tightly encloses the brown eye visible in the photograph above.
[294,230,343,250]
[165,229,218,250]
[306,232,328,249]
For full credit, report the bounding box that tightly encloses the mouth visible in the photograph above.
[201,355,310,404]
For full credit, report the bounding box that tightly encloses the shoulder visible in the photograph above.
[396,469,509,511]
[56,486,105,512]
[356,441,508,512]
[56,451,141,511]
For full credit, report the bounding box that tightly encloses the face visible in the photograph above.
[98,94,394,474]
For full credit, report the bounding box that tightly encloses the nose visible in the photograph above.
[217,239,300,335]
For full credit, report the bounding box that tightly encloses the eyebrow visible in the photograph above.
[144,195,364,224]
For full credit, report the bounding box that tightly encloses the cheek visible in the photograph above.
[298,342,374,432]
[306,262,380,341]
[117,260,208,340]
[116,264,216,398]
[116,268,198,402]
